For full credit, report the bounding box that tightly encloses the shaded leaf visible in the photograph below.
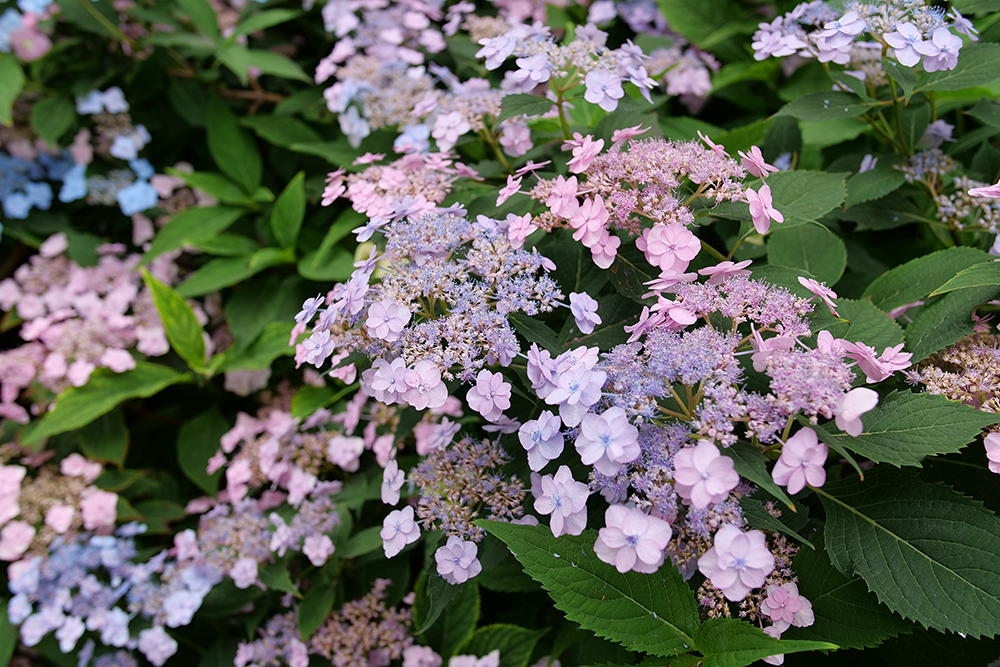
[177,407,229,495]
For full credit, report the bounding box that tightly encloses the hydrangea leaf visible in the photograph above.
[827,391,1000,467]
[765,171,846,227]
[809,299,904,354]
[913,43,1000,94]
[495,94,555,127]
[142,268,207,373]
[0,55,25,127]
[862,246,991,311]
[817,467,1000,637]
[738,498,814,549]
[143,206,248,264]
[694,618,836,667]
[79,409,130,469]
[844,164,907,208]
[21,363,189,447]
[479,521,700,658]
[30,95,76,145]
[776,92,882,122]
[271,171,306,248]
[766,224,847,284]
[455,624,550,667]
[177,407,228,495]
[904,284,1000,362]
[421,578,480,659]
[720,442,795,511]
[929,261,1000,296]
[784,531,914,649]
[299,579,336,640]
[207,96,262,193]
[412,567,463,634]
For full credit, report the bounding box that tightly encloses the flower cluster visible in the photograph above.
[309,579,413,667]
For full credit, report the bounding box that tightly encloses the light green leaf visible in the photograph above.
[219,321,295,371]
[259,562,300,597]
[80,409,130,468]
[828,391,1000,467]
[339,526,383,559]
[217,43,254,85]
[456,625,549,667]
[271,172,306,248]
[167,170,250,205]
[968,98,1000,127]
[767,224,847,284]
[913,43,1000,94]
[694,618,835,667]
[767,170,847,226]
[929,261,1000,296]
[30,96,76,144]
[177,407,228,495]
[863,246,992,311]
[235,9,302,36]
[495,94,555,126]
[720,442,795,511]
[22,363,188,446]
[141,268,207,372]
[817,467,1000,637]
[656,0,747,49]
[480,521,699,657]
[0,55,25,127]
[809,299,904,354]
[844,164,907,208]
[207,96,262,194]
[0,599,17,667]
[191,234,260,257]
[143,206,247,264]
[241,115,322,146]
[882,58,916,101]
[904,285,1000,362]
[247,50,311,82]
[175,0,221,38]
[291,385,337,420]
[175,256,260,297]
[776,92,883,122]
[784,531,914,649]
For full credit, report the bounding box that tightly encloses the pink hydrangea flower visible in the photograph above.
[698,259,753,285]
[569,292,602,334]
[698,524,775,601]
[575,407,640,476]
[303,534,336,566]
[835,387,878,437]
[496,175,523,206]
[467,370,512,422]
[750,325,796,373]
[594,505,672,574]
[570,196,610,247]
[534,465,590,537]
[546,175,579,219]
[507,213,536,250]
[590,231,621,269]
[518,410,564,471]
[746,184,783,234]
[969,180,1000,198]
[138,626,178,667]
[0,520,35,561]
[985,433,1000,475]
[382,505,421,558]
[366,300,411,342]
[564,134,605,174]
[80,490,118,530]
[636,223,701,273]
[797,277,839,316]
[403,645,443,667]
[673,440,740,508]
[230,557,259,589]
[435,536,482,584]
[382,459,405,505]
[772,427,827,494]
[738,146,779,179]
[414,417,461,455]
[61,453,103,482]
[327,435,365,472]
[402,360,448,410]
[45,505,75,534]
[760,582,815,631]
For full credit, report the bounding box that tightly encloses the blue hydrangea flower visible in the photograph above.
[116,179,158,215]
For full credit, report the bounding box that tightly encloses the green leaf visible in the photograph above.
[456,624,549,667]
[168,170,250,205]
[79,409,130,468]
[913,43,1000,94]
[235,9,302,35]
[135,500,187,534]
[30,96,76,144]
[929,261,1000,296]
[882,58,916,101]
[495,94,555,126]
[175,256,261,297]
[339,526,383,559]
[176,0,221,38]
[141,268,207,373]
[720,442,795,511]
[839,192,928,231]
[413,569,463,634]
[694,618,835,667]
[299,581,335,640]
[480,521,699,657]
[808,419,866,480]
[177,407,228,495]
[656,0,747,49]
[767,171,847,227]
[738,498,813,548]
[143,206,247,264]
[509,313,563,356]
[776,92,883,122]
[241,115,322,146]
[259,562,300,597]
[762,116,801,163]
[297,210,362,281]
[219,321,295,371]
[420,577,481,659]
[904,284,1000,362]
[809,299,904,354]
[216,43,254,85]
[192,234,260,257]
[207,96,262,194]
[863,246,991,312]
[828,391,1000,467]
[246,50,311,82]
[766,224,847,284]
[271,172,306,248]
[22,363,188,446]
[785,531,914,649]
[0,55,25,127]
[844,163,907,208]
[0,599,17,667]
[607,241,655,304]
[968,98,1000,127]
[291,385,336,420]
[475,533,540,593]
[817,467,1000,637]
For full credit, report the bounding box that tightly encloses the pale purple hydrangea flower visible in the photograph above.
[518,410,564,471]
[404,645,443,667]
[760,582,815,632]
[303,330,335,367]
[403,360,448,410]
[295,294,324,325]
[382,459,405,505]
[569,292,602,334]
[575,407,640,476]
[533,465,590,537]
[985,433,1000,475]
[771,427,827,494]
[366,300,411,342]
[511,54,550,84]
[467,370,512,422]
[382,505,421,558]
[673,440,740,509]
[697,524,775,601]
[229,557,258,589]
[584,70,625,113]
[303,534,336,566]
[594,505,672,574]
[435,536,482,584]
[137,626,178,667]
[884,23,926,67]
[835,387,879,437]
[815,11,866,49]
[449,650,499,667]
[545,365,607,427]
[915,27,962,72]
